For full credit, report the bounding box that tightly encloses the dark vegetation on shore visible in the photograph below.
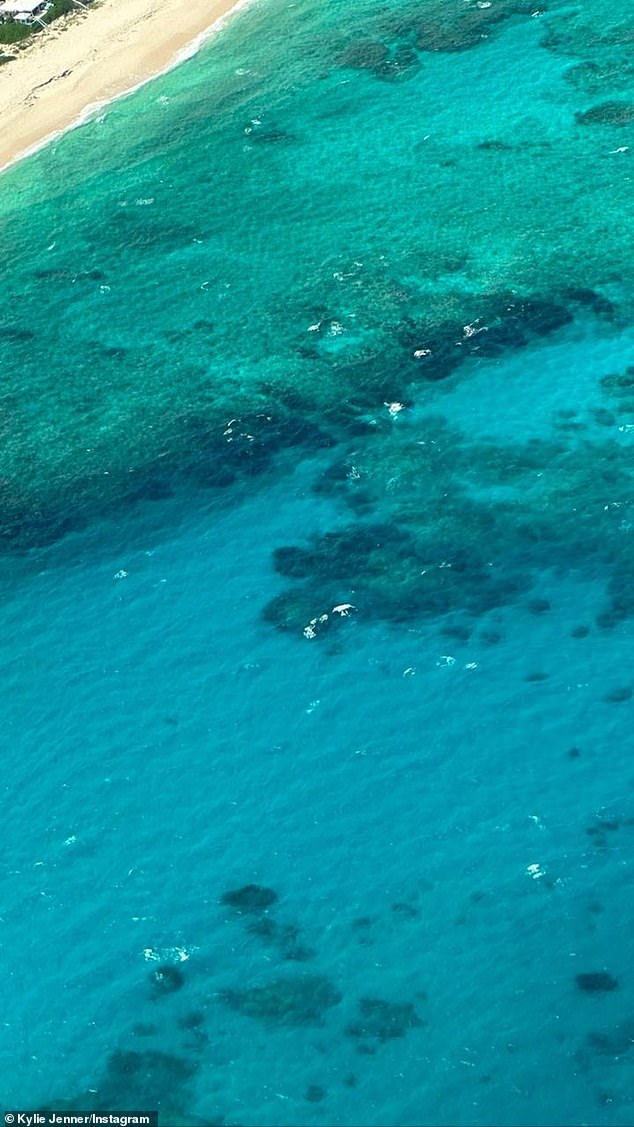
[0,0,85,49]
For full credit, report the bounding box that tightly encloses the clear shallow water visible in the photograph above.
[2,0,634,1123]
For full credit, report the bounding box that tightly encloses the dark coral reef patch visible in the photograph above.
[576,972,619,993]
[218,974,342,1025]
[0,270,616,560]
[565,59,634,95]
[246,916,316,962]
[220,883,279,913]
[100,1049,198,1105]
[397,292,572,382]
[576,101,634,126]
[264,385,634,636]
[337,38,420,81]
[346,997,424,1045]
[149,964,186,997]
[384,0,543,55]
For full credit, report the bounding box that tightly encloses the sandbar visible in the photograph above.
[0,0,249,172]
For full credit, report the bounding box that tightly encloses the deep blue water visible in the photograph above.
[2,0,634,1123]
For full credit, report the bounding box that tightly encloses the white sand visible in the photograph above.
[0,0,248,171]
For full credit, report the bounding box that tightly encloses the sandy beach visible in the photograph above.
[0,0,247,171]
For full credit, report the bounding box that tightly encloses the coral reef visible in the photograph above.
[337,38,420,81]
[149,964,186,996]
[603,686,632,703]
[397,292,573,383]
[218,973,342,1025]
[576,972,619,993]
[220,883,278,913]
[263,379,634,634]
[305,1084,327,1102]
[346,997,424,1044]
[576,101,634,126]
[246,916,316,961]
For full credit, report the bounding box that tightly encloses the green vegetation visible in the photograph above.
[44,0,78,22]
[0,20,33,44]
[0,1,80,46]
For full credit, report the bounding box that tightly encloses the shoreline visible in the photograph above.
[0,0,253,174]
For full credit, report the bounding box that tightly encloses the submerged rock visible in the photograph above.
[261,393,634,638]
[99,1049,197,1106]
[346,997,424,1042]
[244,122,297,144]
[305,1084,326,1102]
[584,1017,634,1058]
[273,545,318,578]
[565,58,634,95]
[576,101,634,126]
[527,597,551,614]
[261,590,336,637]
[477,139,515,152]
[600,367,634,394]
[274,524,407,582]
[247,916,316,961]
[338,40,389,70]
[377,43,421,81]
[0,324,35,341]
[560,286,615,318]
[131,1022,159,1038]
[183,409,333,492]
[219,974,342,1025]
[576,972,619,993]
[220,884,278,913]
[603,686,632,703]
[414,6,505,52]
[399,292,572,381]
[149,964,186,996]
[337,39,420,81]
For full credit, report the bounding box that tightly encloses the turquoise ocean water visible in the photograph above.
[2,0,634,1122]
